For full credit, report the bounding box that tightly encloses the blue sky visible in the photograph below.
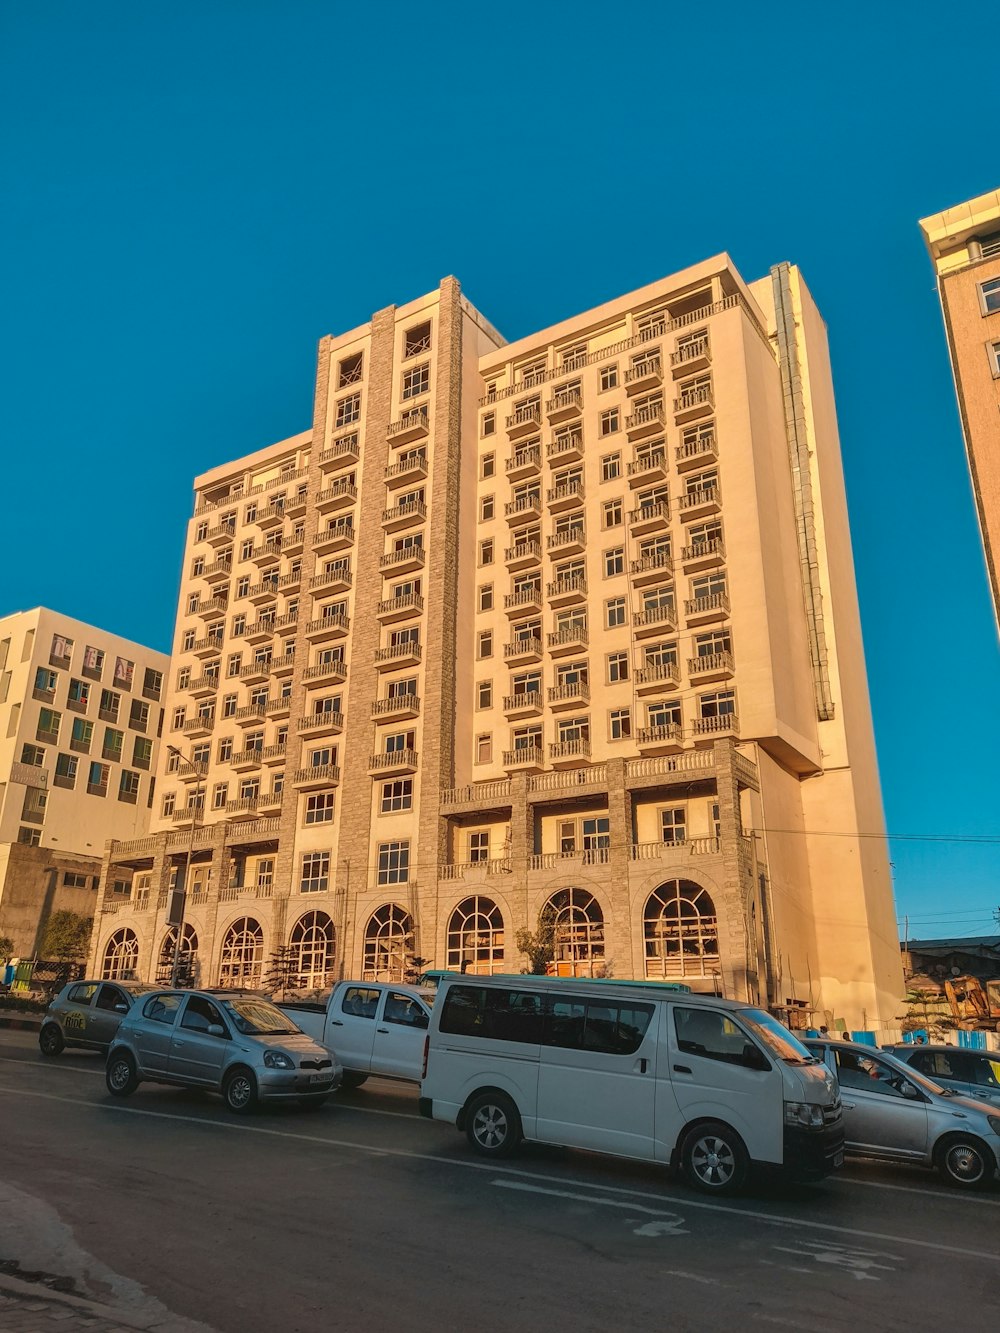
[3,2,998,937]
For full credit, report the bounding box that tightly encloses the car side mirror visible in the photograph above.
[900,1081,921,1100]
[207,1024,226,1038]
[114,1003,129,1013]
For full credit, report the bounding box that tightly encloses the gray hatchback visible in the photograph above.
[39,980,157,1057]
[888,1044,1000,1108]
[106,989,342,1113]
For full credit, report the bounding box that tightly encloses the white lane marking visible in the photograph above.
[1,1082,997,1264]
[830,1172,1000,1207]
[491,1179,686,1232]
[772,1240,899,1282]
[663,1269,720,1286]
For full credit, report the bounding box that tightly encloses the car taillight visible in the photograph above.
[421,1034,429,1080]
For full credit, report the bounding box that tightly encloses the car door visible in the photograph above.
[169,995,230,1086]
[966,1053,1000,1106]
[60,982,99,1045]
[834,1049,929,1159]
[370,991,430,1079]
[905,1048,974,1099]
[132,993,184,1075]
[87,984,130,1049]
[327,986,381,1072]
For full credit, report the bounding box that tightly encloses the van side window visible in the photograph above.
[440,985,544,1043]
[549,999,653,1055]
[674,1007,763,1068]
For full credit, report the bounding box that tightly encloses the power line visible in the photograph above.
[757,827,1000,845]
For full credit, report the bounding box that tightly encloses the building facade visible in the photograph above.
[90,258,902,1028]
[920,188,1000,629]
[0,608,168,953]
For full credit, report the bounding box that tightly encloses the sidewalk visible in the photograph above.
[0,1272,211,1333]
[0,1012,42,1033]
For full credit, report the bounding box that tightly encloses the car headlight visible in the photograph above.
[987,1116,1000,1137]
[785,1101,825,1130]
[263,1051,295,1070]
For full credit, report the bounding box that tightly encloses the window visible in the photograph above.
[102,727,124,761]
[599,364,619,392]
[339,352,363,386]
[20,742,45,766]
[447,896,505,974]
[218,735,233,762]
[37,707,61,742]
[33,667,57,699]
[599,407,620,436]
[50,633,73,664]
[477,680,493,710]
[479,538,494,566]
[477,630,493,659]
[478,583,493,612]
[648,698,681,730]
[118,770,140,803]
[377,840,410,885]
[381,779,413,813]
[480,451,495,480]
[212,782,228,810]
[607,651,628,683]
[699,689,735,719]
[101,929,140,981]
[219,917,264,987]
[468,830,490,863]
[402,362,430,399]
[605,596,626,628]
[673,1006,763,1064]
[55,752,78,787]
[610,707,631,740]
[18,826,41,846]
[471,732,491,764]
[481,411,496,437]
[661,807,686,845]
[143,668,163,700]
[72,718,94,751]
[221,694,237,719]
[979,278,1000,315]
[301,851,330,894]
[177,667,192,691]
[171,706,186,731]
[644,881,718,979]
[336,393,361,427]
[129,699,149,732]
[480,495,495,522]
[21,788,47,823]
[82,646,105,677]
[404,321,431,357]
[87,760,109,796]
[305,792,336,825]
[363,904,414,982]
[162,791,176,817]
[990,341,1000,376]
[602,498,623,528]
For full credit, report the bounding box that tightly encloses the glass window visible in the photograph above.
[439,985,543,1042]
[343,987,381,1020]
[979,278,1000,314]
[377,841,410,885]
[673,1007,764,1068]
[548,998,653,1055]
[142,994,183,1026]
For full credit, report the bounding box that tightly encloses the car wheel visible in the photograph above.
[937,1136,995,1189]
[340,1071,369,1090]
[680,1121,749,1195]
[223,1068,259,1115]
[106,1053,139,1098]
[465,1090,521,1158]
[298,1096,328,1111]
[38,1025,64,1057]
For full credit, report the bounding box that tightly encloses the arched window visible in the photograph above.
[102,928,139,981]
[446,896,505,975]
[219,916,264,987]
[289,911,336,989]
[644,880,719,979]
[156,924,198,986]
[545,887,605,974]
[363,904,413,982]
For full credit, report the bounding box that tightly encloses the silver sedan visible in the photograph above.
[106,989,342,1113]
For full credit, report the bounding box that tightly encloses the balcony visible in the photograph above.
[292,764,341,790]
[676,432,718,472]
[674,383,714,422]
[545,387,582,424]
[636,723,684,754]
[283,530,305,559]
[233,702,269,728]
[549,738,592,767]
[546,526,585,557]
[626,402,666,439]
[312,522,355,555]
[635,661,681,695]
[504,586,543,617]
[503,745,544,773]
[629,501,670,536]
[240,658,272,685]
[183,714,214,739]
[188,674,220,699]
[376,592,424,623]
[633,603,677,637]
[546,480,584,513]
[503,691,543,720]
[191,634,224,659]
[319,435,361,472]
[243,618,276,645]
[191,596,227,623]
[368,747,419,776]
[202,558,232,585]
[504,493,543,525]
[546,431,583,466]
[505,446,541,482]
[372,694,420,722]
[387,407,429,444]
[271,651,296,678]
[670,337,711,378]
[504,539,542,571]
[382,499,427,532]
[170,804,202,826]
[305,612,350,642]
[375,641,422,671]
[297,709,344,737]
[226,795,265,820]
[303,660,348,686]
[547,681,590,711]
[248,540,283,569]
[627,450,668,488]
[684,591,730,625]
[681,537,726,572]
[504,636,543,666]
[231,747,264,772]
[547,625,588,657]
[224,816,280,846]
[273,610,298,636]
[309,567,352,595]
[284,490,309,520]
[253,502,285,532]
[379,546,425,576]
[205,520,236,547]
[316,479,358,514]
[248,579,279,607]
[441,859,513,881]
[630,551,673,586]
[688,651,735,682]
[171,760,208,785]
[679,484,722,521]
[506,404,542,440]
[624,356,663,395]
[546,573,586,607]
[693,712,739,744]
[262,695,291,721]
[261,743,287,767]
[384,453,428,490]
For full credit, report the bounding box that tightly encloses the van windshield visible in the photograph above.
[741,1009,815,1064]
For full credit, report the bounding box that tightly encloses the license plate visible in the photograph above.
[833,1150,845,1168]
[309,1073,329,1084]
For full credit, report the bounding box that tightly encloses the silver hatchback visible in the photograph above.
[106,989,342,1113]
[888,1044,1000,1107]
[40,980,157,1057]
[805,1038,1000,1189]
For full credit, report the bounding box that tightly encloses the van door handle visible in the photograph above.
[673,1064,692,1074]
[329,1019,344,1026]
[377,1027,389,1034]
[635,1058,648,1074]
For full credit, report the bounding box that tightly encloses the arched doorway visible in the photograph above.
[446,896,505,975]
[544,887,605,975]
[643,880,719,980]
[289,911,336,989]
[157,924,198,986]
[101,928,139,981]
[363,904,413,981]
[218,916,264,987]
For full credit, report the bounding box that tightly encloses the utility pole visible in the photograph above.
[167,745,202,987]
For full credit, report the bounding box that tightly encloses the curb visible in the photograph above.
[0,1015,42,1032]
[0,1272,210,1331]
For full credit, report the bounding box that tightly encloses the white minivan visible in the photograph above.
[420,976,843,1194]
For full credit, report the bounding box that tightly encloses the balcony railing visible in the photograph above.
[684,591,731,619]
[549,738,592,763]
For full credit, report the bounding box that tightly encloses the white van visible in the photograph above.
[419,976,842,1194]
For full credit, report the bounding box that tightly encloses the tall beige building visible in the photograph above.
[920,189,1000,627]
[0,608,168,954]
[90,257,902,1028]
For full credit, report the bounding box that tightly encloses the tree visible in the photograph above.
[42,911,92,963]
[0,936,14,965]
[515,906,557,975]
[261,945,301,999]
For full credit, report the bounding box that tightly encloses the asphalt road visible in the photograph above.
[0,1031,998,1333]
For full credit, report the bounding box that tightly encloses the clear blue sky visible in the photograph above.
[3,2,998,938]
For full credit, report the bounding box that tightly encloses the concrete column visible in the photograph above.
[714,738,751,1001]
[606,758,635,976]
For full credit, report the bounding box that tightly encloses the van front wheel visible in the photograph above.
[466,1091,521,1158]
[680,1121,748,1195]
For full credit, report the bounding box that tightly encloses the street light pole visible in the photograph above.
[167,745,202,987]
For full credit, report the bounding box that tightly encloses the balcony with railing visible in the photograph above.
[546,479,584,513]
[635,661,681,695]
[191,633,225,659]
[303,660,348,685]
[633,602,677,637]
[624,355,663,395]
[684,591,730,625]
[312,521,355,554]
[240,658,273,685]
[387,407,429,444]
[506,445,541,481]
[547,681,590,711]
[635,722,684,754]
[627,449,668,487]
[315,479,358,514]
[504,586,543,616]
[504,538,542,570]
[674,382,715,421]
[546,526,585,556]
[504,635,543,665]
[292,763,341,790]
[226,795,265,819]
[676,431,718,472]
[527,848,610,871]
[205,520,236,547]
[247,539,283,568]
[629,551,673,585]
[202,558,232,584]
[545,387,582,424]
[304,611,350,642]
[503,690,543,719]
[679,483,722,521]
[631,836,721,860]
[628,500,670,535]
[549,737,592,767]
[384,452,428,489]
[382,499,427,532]
[188,673,220,699]
[247,578,279,607]
[319,434,361,472]
[681,537,726,572]
[368,748,419,775]
[372,694,420,721]
[183,714,215,738]
[297,709,344,736]
[375,641,422,671]
[191,596,227,622]
[231,746,264,772]
[688,651,735,682]
[243,617,276,645]
[502,745,544,772]
[693,712,739,742]
[546,430,584,465]
[440,858,512,881]
[504,492,543,525]
[625,401,666,439]
[376,592,424,623]
[379,545,425,574]
[309,567,352,595]
[546,572,587,606]
[670,336,711,378]
[506,403,542,439]
[547,624,588,657]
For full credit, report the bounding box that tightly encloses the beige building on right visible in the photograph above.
[920,188,1000,626]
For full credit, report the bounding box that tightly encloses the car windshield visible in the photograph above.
[740,1009,816,1063]
[122,984,158,996]
[222,998,303,1036]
